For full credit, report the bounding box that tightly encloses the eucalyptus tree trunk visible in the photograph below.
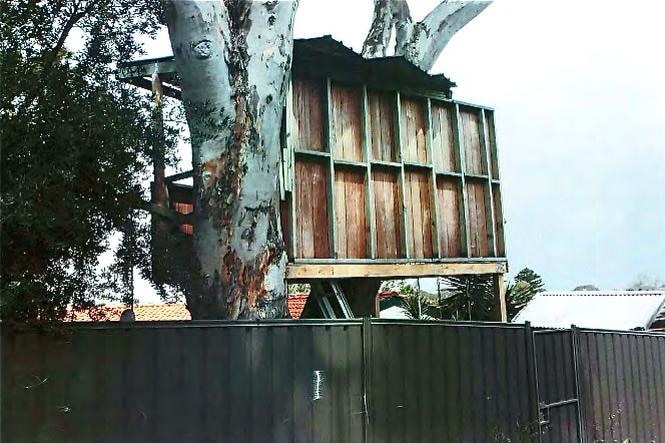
[362,0,492,72]
[163,0,297,319]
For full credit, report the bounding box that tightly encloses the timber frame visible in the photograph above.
[117,36,508,320]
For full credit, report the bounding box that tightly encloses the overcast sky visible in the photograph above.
[135,0,665,298]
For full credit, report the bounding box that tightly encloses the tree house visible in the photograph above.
[118,36,508,319]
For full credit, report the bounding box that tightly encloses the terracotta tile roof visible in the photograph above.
[68,295,312,321]
[68,303,191,322]
[379,290,401,300]
[288,294,308,319]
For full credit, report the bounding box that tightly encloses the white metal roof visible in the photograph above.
[512,291,665,330]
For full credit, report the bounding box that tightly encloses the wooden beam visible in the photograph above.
[116,58,177,80]
[493,273,508,322]
[286,261,507,280]
[165,170,194,183]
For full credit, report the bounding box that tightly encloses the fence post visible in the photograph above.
[0,321,3,442]
[361,317,372,443]
[571,325,586,443]
[524,321,542,443]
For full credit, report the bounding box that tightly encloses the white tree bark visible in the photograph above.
[362,0,492,72]
[164,0,297,319]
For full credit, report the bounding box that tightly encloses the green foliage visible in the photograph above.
[287,283,310,294]
[0,1,177,321]
[506,268,545,320]
[400,292,438,320]
[434,268,546,322]
[380,279,417,295]
[436,275,497,321]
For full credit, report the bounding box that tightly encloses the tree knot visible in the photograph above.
[192,40,213,59]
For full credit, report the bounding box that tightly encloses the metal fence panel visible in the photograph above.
[1,321,366,443]
[368,321,536,443]
[5,320,665,443]
[533,330,581,443]
[577,330,665,443]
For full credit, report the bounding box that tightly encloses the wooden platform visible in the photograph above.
[286,260,507,280]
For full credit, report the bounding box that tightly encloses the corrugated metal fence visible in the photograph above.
[368,321,536,443]
[2,320,664,443]
[576,329,665,443]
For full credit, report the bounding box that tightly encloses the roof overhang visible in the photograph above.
[513,291,665,331]
[116,35,455,100]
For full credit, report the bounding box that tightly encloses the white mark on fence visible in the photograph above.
[24,375,48,390]
[312,370,326,401]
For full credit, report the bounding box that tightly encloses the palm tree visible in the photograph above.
[436,268,546,321]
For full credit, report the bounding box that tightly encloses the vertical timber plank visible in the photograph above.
[395,92,410,258]
[480,109,498,257]
[362,86,377,258]
[325,77,337,258]
[454,103,472,257]
[292,77,325,151]
[330,83,363,161]
[436,178,462,257]
[460,108,483,175]
[431,102,457,173]
[368,90,396,162]
[426,99,442,258]
[400,97,428,163]
[334,169,348,257]
[372,169,401,258]
[492,185,506,257]
[295,160,330,258]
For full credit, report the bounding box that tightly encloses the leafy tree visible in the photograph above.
[435,268,546,321]
[0,0,178,321]
[400,293,436,320]
[436,275,497,321]
[506,268,545,319]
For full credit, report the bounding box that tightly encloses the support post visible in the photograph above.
[493,273,507,322]
[150,74,170,284]
[339,278,382,318]
[361,316,372,443]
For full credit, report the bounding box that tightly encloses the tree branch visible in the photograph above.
[361,0,412,58]
[43,0,102,77]
[363,0,492,72]
[416,0,492,71]
[140,200,193,226]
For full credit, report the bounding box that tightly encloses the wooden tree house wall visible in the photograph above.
[281,72,506,278]
[117,38,507,281]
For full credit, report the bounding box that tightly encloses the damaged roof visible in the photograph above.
[117,35,455,99]
[512,291,665,331]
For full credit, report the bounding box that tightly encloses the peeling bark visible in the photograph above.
[164,0,297,319]
[362,0,492,72]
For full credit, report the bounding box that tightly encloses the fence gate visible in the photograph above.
[533,330,583,443]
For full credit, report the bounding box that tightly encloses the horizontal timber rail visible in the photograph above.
[286,260,506,279]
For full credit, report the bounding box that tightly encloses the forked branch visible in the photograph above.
[362,0,492,72]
